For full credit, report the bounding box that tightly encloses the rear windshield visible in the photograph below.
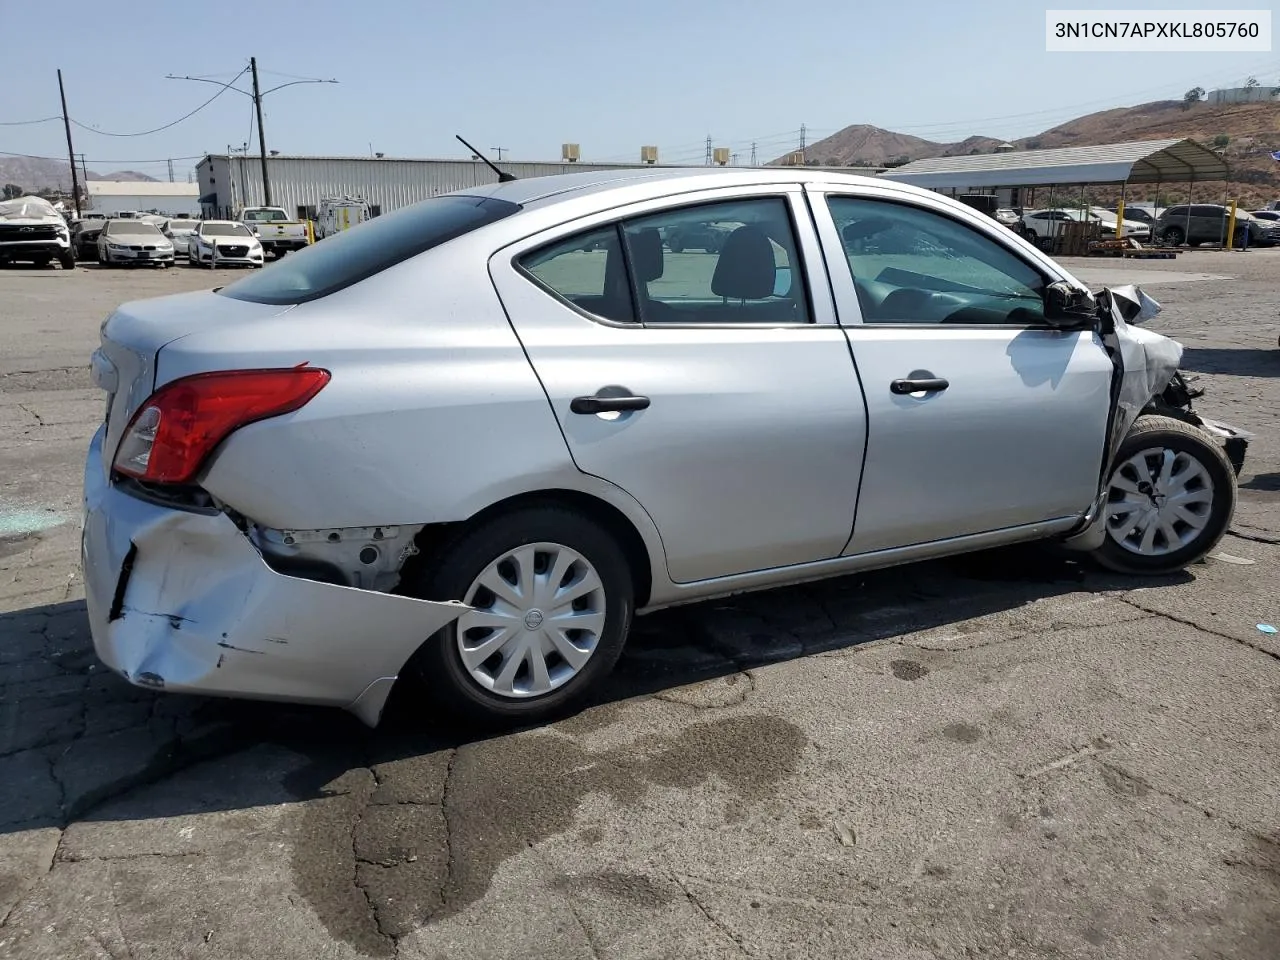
[218,194,521,305]
[242,209,289,222]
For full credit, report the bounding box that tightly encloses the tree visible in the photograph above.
[1,183,23,200]
[1245,76,1259,88]
[1183,86,1205,109]
[1212,134,1230,148]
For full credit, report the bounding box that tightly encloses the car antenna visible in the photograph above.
[456,135,518,183]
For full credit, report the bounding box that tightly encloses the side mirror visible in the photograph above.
[1043,280,1097,328]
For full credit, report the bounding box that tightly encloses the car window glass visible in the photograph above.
[520,225,636,324]
[828,196,1047,326]
[620,197,811,324]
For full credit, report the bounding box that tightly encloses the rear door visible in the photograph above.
[807,185,1114,555]
[489,186,868,584]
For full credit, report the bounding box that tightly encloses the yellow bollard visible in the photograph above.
[1225,200,1238,250]
[1115,198,1125,240]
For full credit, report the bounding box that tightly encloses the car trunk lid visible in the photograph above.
[92,289,294,474]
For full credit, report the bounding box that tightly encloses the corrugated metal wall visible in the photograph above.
[197,155,884,219]
[198,156,674,218]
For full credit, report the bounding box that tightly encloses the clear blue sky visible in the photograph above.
[1,0,1275,179]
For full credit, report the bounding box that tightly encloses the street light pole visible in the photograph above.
[250,57,271,207]
[167,63,337,210]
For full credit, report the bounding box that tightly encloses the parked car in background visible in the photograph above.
[994,208,1021,227]
[161,218,201,257]
[239,206,310,256]
[96,220,175,267]
[82,169,1248,729]
[1105,205,1155,226]
[70,218,106,261]
[186,220,265,268]
[0,195,75,269]
[1088,207,1151,241]
[1251,210,1280,223]
[315,196,371,239]
[1155,205,1279,247]
[662,220,732,252]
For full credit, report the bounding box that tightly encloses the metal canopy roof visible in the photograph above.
[878,138,1229,189]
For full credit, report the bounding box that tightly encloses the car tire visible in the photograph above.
[1161,226,1185,246]
[669,239,684,254]
[400,505,634,726]
[1091,415,1235,575]
[58,251,75,270]
[32,255,51,269]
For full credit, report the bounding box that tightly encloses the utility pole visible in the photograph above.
[799,124,807,164]
[56,69,81,217]
[491,147,508,161]
[750,142,757,166]
[250,57,271,206]
[167,159,174,182]
[705,136,713,166]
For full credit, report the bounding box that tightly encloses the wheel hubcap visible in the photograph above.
[1105,446,1215,557]
[455,542,606,698]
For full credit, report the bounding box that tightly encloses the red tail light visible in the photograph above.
[112,368,330,485]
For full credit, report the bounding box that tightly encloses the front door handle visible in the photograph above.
[890,377,949,395]
[570,394,651,415]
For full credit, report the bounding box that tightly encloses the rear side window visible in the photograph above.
[219,194,521,305]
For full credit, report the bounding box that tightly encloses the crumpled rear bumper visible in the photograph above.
[81,426,468,725]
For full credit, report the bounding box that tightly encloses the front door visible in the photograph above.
[490,189,867,584]
[809,188,1114,555]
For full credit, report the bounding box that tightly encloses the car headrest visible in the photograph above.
[711,226,775,300]
[628,227,664,283]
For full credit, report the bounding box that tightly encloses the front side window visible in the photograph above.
[828,196,1047,326]
[518,196,812,326]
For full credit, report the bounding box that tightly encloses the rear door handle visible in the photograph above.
[890,378,949,395]
[570,394,651,415]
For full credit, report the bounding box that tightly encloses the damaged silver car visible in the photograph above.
[82,168,1250,727]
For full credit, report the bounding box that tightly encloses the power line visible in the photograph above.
[0,116,61,126]
[69,66,247,138]
[0,149,205,164]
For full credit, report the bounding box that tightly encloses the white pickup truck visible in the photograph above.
[238,206,310,256]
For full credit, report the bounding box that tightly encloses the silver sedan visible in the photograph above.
[82,169,1248,727]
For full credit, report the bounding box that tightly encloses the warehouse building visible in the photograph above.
[86,180,201,217]
[195,153,885,220]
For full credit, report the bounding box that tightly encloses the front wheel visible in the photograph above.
[1161,226,1185,246]
[400,505,634,725]
[58,251,75,270]
[1091,415,1236,575]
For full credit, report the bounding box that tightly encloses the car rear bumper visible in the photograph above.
[82,426,468,725]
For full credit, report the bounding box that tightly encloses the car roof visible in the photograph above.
[457,166,920,209]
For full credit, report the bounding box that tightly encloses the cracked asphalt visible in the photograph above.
[1,254,1278,959]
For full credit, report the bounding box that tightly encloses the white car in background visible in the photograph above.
[96,220,175,267]
[186,220,265,269]
[161,218,201,258]
[1022,208,1148,241]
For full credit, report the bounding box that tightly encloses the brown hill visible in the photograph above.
[786,124,1005,167]
[775,99,1280,206]
[0,156,158,191]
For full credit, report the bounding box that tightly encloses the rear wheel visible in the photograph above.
[1161,226,1185,246]
[400,506,634,726]
[1091,415,1235,575]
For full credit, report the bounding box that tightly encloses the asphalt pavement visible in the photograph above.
[1,253,1277,960]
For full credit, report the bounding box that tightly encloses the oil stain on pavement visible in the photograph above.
[289,713,807,953]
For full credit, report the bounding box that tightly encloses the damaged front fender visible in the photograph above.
[83,433,469,726]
